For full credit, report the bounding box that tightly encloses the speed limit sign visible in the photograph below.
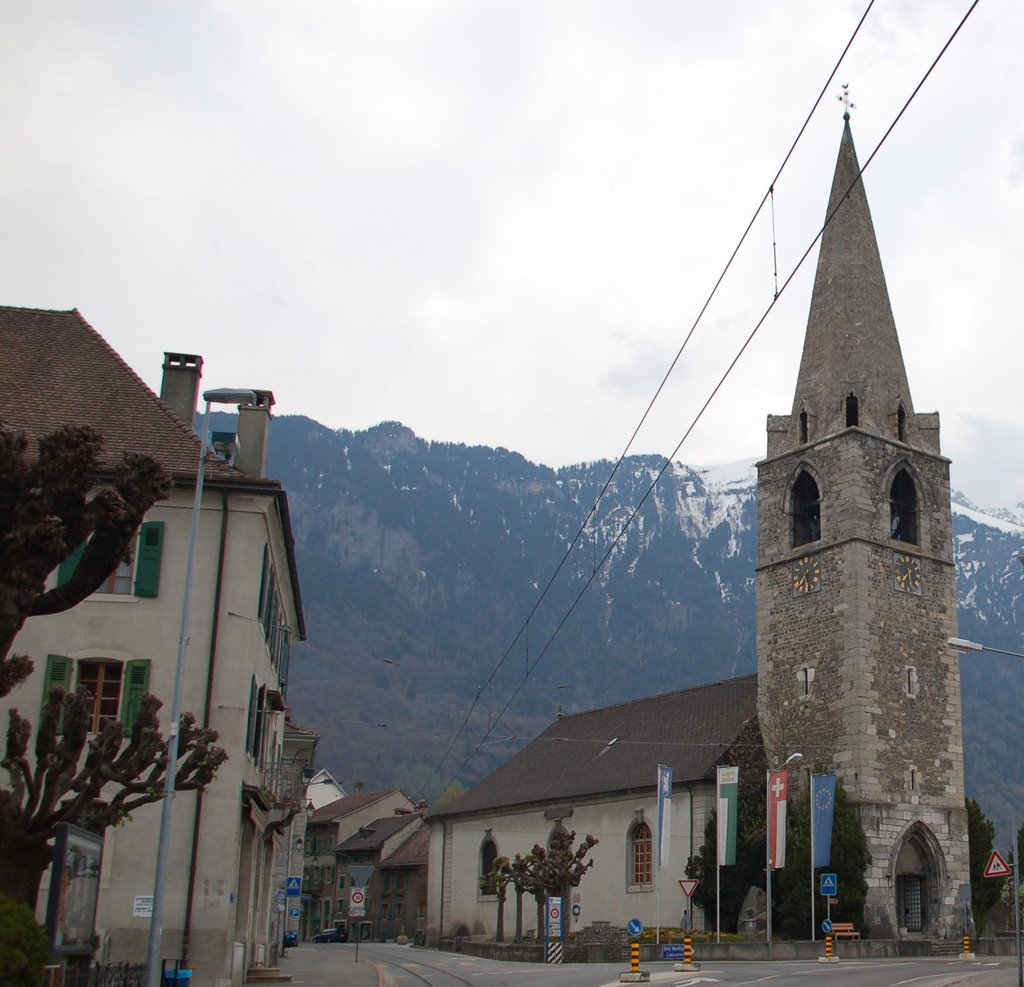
[350,887,366,917]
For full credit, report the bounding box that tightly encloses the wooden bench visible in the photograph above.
[830,922,860,939]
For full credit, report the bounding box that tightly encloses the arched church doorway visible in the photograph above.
[893,823,945,938]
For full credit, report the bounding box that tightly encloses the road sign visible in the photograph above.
[276,889,285,904]
[678,878,699,898]
[820,872,838,896]
[547,896,562,937]
[627,917,644,937]
[349,887,367,917]
[286,876,302,897]
[985,850,1012,878]
[829,897,838,905]
[662,944,684,960]
[290,907,300,918]
[349,865,375,886]
[822,918,833,934]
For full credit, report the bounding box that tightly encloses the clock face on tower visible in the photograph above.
[792,553,822,595]
[893,552,922,594]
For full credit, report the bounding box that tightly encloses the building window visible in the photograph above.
[792,471,821,547]
[629,820,653,887]
[897,402,908,442]
[258,544,292,681]
[845,393,859,427]
[394,902,404,919]
[798,666,814,698]
[480,836,498,895]
[799,409,809,444]
[890,469,919,544]
[57,521,165,598]
[42,655,150,732]
[910,768,917,791]
[905,666,919,697]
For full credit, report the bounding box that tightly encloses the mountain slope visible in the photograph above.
[253,415,1024,838]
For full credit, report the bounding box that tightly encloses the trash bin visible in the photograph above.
[161,962,192,987]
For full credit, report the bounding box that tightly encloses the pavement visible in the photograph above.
[276,945,384,987]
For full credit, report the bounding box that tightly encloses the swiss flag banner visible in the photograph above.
[768,768,789,869]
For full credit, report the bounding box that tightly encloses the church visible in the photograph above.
[424,114,969,943]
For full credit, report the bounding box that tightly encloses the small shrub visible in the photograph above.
[0,893,49,987]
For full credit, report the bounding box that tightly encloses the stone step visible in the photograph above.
[245,969,293,984]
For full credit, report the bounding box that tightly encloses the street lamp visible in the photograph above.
[766,751,803,960]
[948,637,1024,660]
[145,388,256,987]
[947,634,1024,987]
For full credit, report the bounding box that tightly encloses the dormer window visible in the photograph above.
[890,469,918,544]
[845,393,859,427]
[792,471,821,547]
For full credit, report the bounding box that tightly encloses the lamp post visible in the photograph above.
[766,751,803,960]
[145,388,256,987]
[948,635,1024,987]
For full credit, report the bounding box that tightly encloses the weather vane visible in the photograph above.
[837,83,856,120]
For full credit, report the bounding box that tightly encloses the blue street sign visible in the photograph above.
[822,918,833,934]
[820,872,837,896]
[286,876,302,897]
[627,918,644,937]
[662,944,684,960]
[290,907,300,918]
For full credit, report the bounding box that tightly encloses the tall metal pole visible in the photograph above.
[145,390,253,987]
[1014,840,1022,987]
[765,767,773,960]
[809,771,816,943]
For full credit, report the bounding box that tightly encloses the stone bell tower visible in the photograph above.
[755,114,969,939]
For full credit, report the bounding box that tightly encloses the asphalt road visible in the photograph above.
[278,942,1024,987]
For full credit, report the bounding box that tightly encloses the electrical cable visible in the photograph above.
[433,0,980,797]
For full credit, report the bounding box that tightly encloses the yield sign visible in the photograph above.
[678,879,699,898]
[985,850,1012,878]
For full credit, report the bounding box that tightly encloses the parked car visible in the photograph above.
[282,931,298,947]
[312,927,348,943]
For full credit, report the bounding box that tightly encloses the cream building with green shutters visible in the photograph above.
[0,306,306,987]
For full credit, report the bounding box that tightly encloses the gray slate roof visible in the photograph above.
[336,814,422,854]
[432,675,757,819]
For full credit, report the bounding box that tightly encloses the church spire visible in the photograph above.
[790,117,913,439]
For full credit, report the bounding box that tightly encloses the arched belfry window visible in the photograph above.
[792,471,821,547]
[890,469,918,544]
[897,402,907,442]
[845,393,860,428]
[480,836,499,895]
[799,409,809,444]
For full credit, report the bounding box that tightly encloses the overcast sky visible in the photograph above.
[2,1,1022,510]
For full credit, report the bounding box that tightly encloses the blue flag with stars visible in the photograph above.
[811,774,837,869]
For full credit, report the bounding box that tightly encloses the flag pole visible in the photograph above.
[810,773,816,942]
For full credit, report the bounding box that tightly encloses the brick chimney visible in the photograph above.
[160,353,203,428]
[235,389,275,477]
[353,781,364,795]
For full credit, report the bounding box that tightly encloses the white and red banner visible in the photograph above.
[768,768,789,869]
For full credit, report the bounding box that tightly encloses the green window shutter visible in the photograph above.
[41,654,72,703]
[57,542,86,586]
[120,659,151,730]
[133,522,165,598]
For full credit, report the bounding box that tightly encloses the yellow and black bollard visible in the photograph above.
[825,934,833,960]
[630,940,640,974]
[683,936,692,965]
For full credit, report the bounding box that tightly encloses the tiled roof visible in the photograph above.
[379,827,429,869]
[336,814,421,854]
[431,675,757,819]
[310,789,406,825]
[0,305,307,638]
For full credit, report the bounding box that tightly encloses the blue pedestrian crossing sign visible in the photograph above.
[820,873,837,896]
[286,877,302,897]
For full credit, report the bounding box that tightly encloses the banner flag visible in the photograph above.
[717,766,738,866]
[768,768,789,869]
[811,774,837,869]
[657,764,673,869]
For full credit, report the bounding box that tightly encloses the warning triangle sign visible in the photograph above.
[985,850,1012,879]
[678,879,699,898]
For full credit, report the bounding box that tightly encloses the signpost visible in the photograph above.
[286,876,302,897]
[985,848,1021,986]
[678,879,698,931]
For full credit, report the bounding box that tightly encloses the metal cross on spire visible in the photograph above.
[837,82,856,120]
